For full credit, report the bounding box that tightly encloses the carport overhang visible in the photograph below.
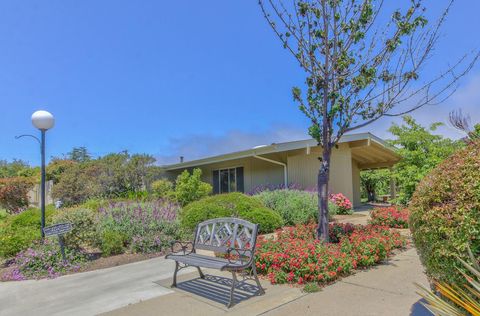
[349,138,401,170]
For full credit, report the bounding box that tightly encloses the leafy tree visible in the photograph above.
[0,159,33,178]
[46,159,77,184]
[360,169,390,202]
[67,147,91,162]
[388,116,462,204]
[174,168,212,206]
[259,0,477,239]
[0,177,35,214]
[51,162,102,206]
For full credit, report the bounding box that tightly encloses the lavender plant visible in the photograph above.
[98,200,183,254]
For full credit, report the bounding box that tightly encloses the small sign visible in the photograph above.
[43,222,73,237]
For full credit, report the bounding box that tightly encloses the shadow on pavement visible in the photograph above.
[175,274,261,306]
[410,299,431,316]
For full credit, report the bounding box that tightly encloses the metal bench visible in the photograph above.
[165,217,265,307]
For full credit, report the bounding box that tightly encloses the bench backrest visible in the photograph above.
[193,217,259,256]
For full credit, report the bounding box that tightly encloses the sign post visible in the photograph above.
[43,223,73,262]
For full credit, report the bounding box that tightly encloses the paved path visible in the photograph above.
[0,257,194,316]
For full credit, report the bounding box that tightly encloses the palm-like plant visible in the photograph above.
[416,247,480,316]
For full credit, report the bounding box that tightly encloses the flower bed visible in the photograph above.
[255,223,406,285]
[369,206,410,228]
[329,193,353,214]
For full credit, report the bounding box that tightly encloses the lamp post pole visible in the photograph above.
[40,130,46,238]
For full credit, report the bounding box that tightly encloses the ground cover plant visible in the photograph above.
[0,206,56,258]
[1,239,86,281]
[369,207,410,229]
[410,140,480,285]
[255,223,406,285]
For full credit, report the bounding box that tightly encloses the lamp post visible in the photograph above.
[31,110,55,238]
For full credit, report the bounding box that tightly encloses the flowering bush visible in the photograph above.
[329,193,353,214]
[97,200,183,255]
[369,207,410,228]
[255,223,406,285]
[0,177,35,214]
[1,239,86,281]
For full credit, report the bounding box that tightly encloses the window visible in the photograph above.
[212,167,244,194]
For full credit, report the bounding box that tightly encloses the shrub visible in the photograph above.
[0,206,56,258]
[329,193,353,215]
[369,206,409,228]
[1,239,86,280]
[174,168,212,206]
[151,179,174,199]
[255,190,317,225]
[80,198,110,211]
[180,193,283,233]
[410,140,480,285]
[52,208,99,249]
[97,200,183,255]
[255,223,406,285]
[0,177,35,214]
[101,230,126,256]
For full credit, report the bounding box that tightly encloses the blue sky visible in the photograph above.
[1,1,479,165]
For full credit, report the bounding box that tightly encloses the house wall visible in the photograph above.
[165,157,284,194]
[287,144,356,205]
[165,144,363,207]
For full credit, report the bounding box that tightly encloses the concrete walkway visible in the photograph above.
[0,257,194,316]
[103,247,430,316]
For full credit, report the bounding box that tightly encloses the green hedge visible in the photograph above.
[410,141,480,285]
[180,193,283,233]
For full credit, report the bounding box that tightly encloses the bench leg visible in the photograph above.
[252,265,265,295]
[227,271,238,308]
[196,266,205,279]
[171,261,179,288]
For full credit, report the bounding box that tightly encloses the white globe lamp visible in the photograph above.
[31,110,55,130]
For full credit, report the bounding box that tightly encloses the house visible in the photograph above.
[162,132,400,207]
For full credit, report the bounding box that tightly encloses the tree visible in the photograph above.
[360,169,390,202]
[67,147,91,162]
[449,109,480,142]
[259,0,478,240]
[0,159,32,178]
[0,177,35,214]
[388,116,462,204]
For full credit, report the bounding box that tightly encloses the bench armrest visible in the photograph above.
[225,248,254,268]
[170,240,194,255]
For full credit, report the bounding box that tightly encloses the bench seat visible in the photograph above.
[166,253,244,270]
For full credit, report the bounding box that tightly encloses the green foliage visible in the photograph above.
[0,159,33,178]
[46,159,77,184]
[0,206,56,258]
[80,198,110,211]
[52,208,99,249]
[51,151,159,206]
[97,200,183,255]
[100,230,126,256]
[0,177,35,214]
[174,169,212,206]
[360,169,391,202]
[389,116,463,204]
[67,146,91,162]
[255,190,318,225]
[151,179,174,199]
[303,283,321,293]
[180,193,283,233]
[1,239,86,280]
[410,141,480,285]
[52,162,102,206]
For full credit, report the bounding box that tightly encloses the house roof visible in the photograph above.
[162,132,401,171]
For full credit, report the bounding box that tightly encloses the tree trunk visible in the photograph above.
[367,190,376,202]
[317,147,331,241]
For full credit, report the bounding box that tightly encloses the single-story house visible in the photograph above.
[162,132,400,207]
